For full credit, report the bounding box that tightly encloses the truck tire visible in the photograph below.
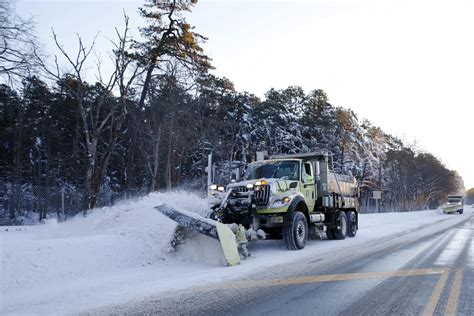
[333,211,347,240]
[346,211,357,238]
[283,211,308,250]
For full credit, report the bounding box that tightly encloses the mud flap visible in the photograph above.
[155,204,240,266]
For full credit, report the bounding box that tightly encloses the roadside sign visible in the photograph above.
[373,190,382,199]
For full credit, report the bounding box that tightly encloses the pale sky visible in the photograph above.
[17,0,474,189]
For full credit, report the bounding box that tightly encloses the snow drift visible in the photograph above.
[0,192,222,297]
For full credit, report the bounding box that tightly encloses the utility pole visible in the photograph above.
[378,151,382,213]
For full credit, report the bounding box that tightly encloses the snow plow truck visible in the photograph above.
[157,152,360,266]
[442,195,464,214]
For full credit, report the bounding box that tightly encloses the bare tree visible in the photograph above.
[36,16,139,211]
[0,0,38,83]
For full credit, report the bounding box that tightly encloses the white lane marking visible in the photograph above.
[434,228,470,266]
[468,230,473,269]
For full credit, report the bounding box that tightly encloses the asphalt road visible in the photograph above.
[92,213,473,316]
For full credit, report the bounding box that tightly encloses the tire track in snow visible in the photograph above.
[434,220,471,267]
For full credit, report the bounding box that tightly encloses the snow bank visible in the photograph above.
[0,192,471,315]
[0,191,212,293]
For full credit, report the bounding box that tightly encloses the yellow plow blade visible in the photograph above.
[155,204,240,266]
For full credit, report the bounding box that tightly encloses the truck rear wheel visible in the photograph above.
[346,211,357,237]
[333,211,347,240]
[283,211,308,250]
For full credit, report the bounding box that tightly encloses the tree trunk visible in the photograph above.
[138,63,156,109]
[83,135,98,212]
[151,127,162,191]
[165,118,174,191]
[11,107,24,222]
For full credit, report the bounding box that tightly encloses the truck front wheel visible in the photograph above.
[283,211,308,250]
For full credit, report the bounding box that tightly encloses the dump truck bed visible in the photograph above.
[328,172,357,195]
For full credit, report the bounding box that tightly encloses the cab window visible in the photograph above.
[302,162,313,183]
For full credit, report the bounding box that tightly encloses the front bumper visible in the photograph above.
[224,198,288,228]
[254,213,285,228]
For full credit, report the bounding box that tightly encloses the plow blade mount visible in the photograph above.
[155,204,240,266]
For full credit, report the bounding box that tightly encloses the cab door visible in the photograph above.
[302,161,316,211]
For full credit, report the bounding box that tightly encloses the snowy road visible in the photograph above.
[90,212,473,316]
[1,193,472,315]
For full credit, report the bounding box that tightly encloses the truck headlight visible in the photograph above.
[217,186,225,192]
[255,179,267,186]
[209,184,218,190]
[270,196,292,208]
[246,183,254,189]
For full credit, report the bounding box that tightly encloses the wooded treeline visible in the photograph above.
[0,0,464,223]
[466,188,474,205]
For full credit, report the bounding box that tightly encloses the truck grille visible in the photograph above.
[233,185,270,206]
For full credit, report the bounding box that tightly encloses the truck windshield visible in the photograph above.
[448,198,462,204]
[244,161,299,180]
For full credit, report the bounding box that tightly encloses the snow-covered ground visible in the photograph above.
[0,192,471,315]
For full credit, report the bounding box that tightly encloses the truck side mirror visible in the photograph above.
[352,187,360,198]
